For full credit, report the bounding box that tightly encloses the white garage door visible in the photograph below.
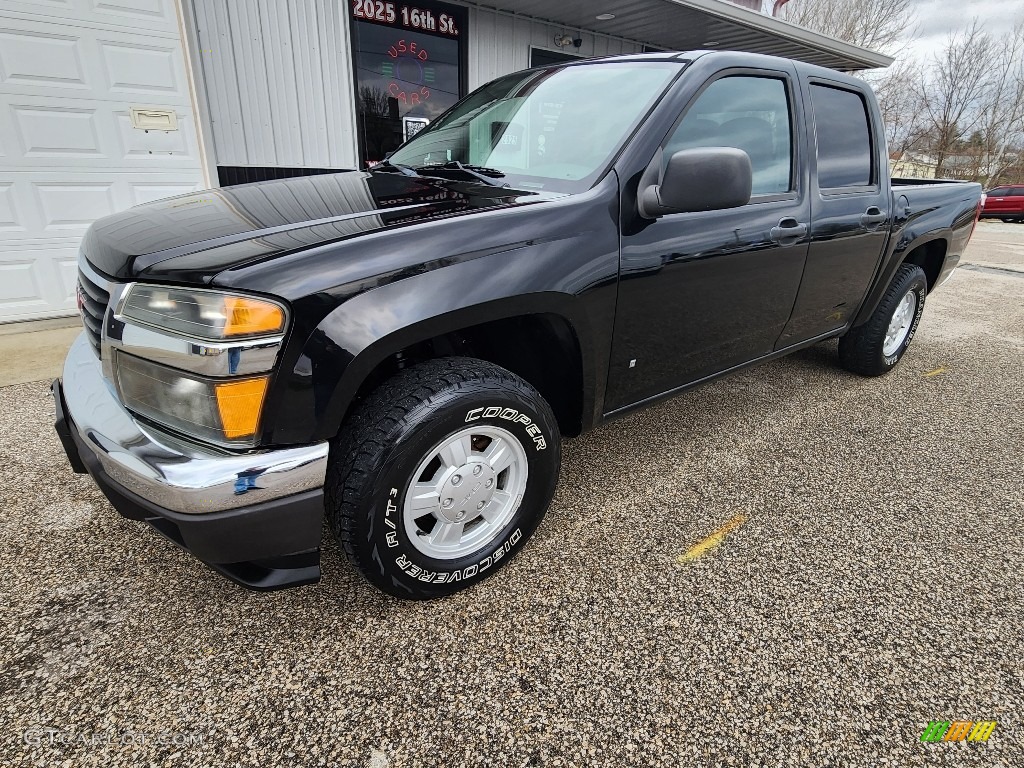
[0,0,205,322]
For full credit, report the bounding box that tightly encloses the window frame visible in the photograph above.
[807,78,879,196]
[655,67,801,207]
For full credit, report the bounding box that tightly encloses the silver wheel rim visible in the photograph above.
[403,425,528,560]
[883,290,917,357]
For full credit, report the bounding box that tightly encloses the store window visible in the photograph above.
[350,0,467,166]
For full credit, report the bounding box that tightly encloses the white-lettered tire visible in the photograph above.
[839,263,928,376]
[325,357,561,599]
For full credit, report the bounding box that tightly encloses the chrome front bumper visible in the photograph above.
[61,332,329,515]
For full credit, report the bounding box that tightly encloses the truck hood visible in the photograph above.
[81,169,555,282]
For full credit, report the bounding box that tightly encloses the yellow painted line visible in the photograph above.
[677,514,747,564]
[922,366,948,378]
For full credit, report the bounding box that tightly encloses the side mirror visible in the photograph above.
[639,147,752,218]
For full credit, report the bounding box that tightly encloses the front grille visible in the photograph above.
[77,269,110,357]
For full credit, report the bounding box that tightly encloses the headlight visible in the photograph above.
[120,284,285,340]
[116,353,269,445]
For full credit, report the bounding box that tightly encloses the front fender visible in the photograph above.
[263,232,619,445]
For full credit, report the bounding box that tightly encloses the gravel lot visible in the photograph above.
[2,221,1022,767]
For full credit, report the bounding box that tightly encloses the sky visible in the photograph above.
[896,0,1020,62]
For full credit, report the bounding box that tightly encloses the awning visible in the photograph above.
[469,0,893,71]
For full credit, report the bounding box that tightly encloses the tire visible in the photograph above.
[325,357,561,599]
[839,263,928,376]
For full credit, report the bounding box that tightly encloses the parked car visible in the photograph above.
[979,185,1024,222]
[53,51,983,599]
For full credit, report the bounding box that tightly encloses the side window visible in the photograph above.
[988,187,1009,196]
[664,75,792,196]
[811,84,873,189]
[1010,188,1024,196]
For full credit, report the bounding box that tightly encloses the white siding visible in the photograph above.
[189,0,359,169]
[188,1,644,171]
[466,6,645,90]
[0,0,204,322]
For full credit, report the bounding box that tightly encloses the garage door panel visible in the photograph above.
[0,27,88,90]
[0,243,81,320]
[0,182,24,230]
[13,105,103,158]
[34,181,117,232]
[100,39,180,94]
[90,0,173,24]
[0,257,47,314]
[116,110,194,161]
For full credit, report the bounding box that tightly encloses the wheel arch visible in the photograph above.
[312,290,593,442]
[852,230,950,328]
[900,237,948,292]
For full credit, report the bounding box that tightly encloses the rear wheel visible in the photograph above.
[839,263,927,376]
[326,357,561,599]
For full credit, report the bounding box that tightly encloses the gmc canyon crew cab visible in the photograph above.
[53,51,982,599]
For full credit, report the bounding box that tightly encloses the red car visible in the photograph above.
[981,185,1024,222]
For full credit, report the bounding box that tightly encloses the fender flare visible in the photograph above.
[853,228,950,328]
[306,260,596,441]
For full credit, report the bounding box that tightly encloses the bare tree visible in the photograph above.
[863,59,928,156]
[972,21,1024,186]
[917,21,993,178]
[779,0,915,53]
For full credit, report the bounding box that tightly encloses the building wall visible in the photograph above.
[188,0,361,170]
[188,1,645,173]
[464,7,644,90]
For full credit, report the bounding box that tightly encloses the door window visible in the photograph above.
[664,75,793,196]
[810,84,873,189]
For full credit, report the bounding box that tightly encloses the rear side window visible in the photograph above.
[1010,188,1024,196]
[664,75,793,196]
[811,84,873,189]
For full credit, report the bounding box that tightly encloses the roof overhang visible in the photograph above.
[466,0,893,71]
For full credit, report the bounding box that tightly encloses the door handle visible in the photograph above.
[860,206,888,228]
[770,217,808,245]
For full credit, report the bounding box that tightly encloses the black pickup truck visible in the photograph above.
[53,51,982,599]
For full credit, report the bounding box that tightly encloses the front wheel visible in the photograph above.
[326,357,561,599]
[839,263,928,376]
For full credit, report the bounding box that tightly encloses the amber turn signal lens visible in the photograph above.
[223,297,285,337]
[215,377,269,439]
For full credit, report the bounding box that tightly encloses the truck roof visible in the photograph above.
[540,49,869,89]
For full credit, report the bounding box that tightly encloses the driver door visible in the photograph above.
[605,68,810,412]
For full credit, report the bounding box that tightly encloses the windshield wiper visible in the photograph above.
[416,160,507,187]
[375,159,419,177]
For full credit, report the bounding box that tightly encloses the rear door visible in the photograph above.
[776,78,890,346]
[1010,187,1024,217]
[985,187,1012,215]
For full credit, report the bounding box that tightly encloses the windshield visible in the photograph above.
[388,62,681,193]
